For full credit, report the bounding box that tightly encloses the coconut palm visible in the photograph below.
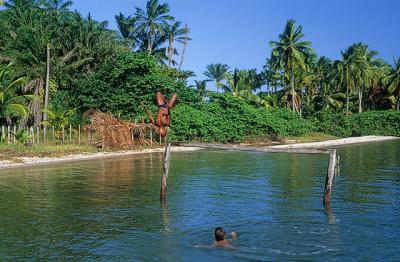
[194,80,207,97]
[339,45,369,115]
[42,0,72,13]
[269,19,312,114]
[0,63,33,121]
[165,21,191,67]
[385,58,400,110]
[204,63,230,92]
[134,0,174,53]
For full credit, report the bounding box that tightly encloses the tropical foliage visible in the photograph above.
[0,1,399,144]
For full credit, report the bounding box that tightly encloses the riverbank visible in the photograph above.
[0,146,201,170]
[0,135,398,170]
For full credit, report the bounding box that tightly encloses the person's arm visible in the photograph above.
[230,232,238,240]
[141,102,156,126]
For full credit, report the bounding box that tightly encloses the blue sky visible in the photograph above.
[72,0,400,81]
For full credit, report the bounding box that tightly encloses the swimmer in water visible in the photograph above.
[194,227,238,249]
[213,227,238,248]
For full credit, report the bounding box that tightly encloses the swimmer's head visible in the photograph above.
[214,227,225,242]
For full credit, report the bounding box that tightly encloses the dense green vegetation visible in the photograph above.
[0,0,399,145]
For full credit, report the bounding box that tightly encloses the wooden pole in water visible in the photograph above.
[160,142,171,201]
[323,149,337,206]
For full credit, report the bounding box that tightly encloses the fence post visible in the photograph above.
[13,126,16,143]
[62,126,65,142]
[69,125,72,142]
[78,125,81,145]
[30,127,34,145]
[150,128,153,146]
[43,127,47,143]
[52,126,55,143]
[36,126,40,145]
[7,126,10,144]
[1,126,4,141]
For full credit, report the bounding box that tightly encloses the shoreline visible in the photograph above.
[270,135,400,149]
[0,146,201,170]
[0,136,398,170]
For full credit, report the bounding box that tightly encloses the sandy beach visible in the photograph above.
[0,146,201,170]
[0,136,398,170]
[271,135,400,149]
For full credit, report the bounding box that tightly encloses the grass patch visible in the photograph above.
[0,143,105,162]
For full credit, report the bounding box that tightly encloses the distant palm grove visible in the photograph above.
[1,0,399,143]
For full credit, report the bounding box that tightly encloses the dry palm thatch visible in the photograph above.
[84,110,154,149]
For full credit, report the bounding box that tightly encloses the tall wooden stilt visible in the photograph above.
[323,149,337,206]
[160,142,171,201]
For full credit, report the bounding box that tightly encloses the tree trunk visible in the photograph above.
[168,35,173,67]
[147,31,152,52]
[291,74,295,112]
[178,24,188,71]
[346,87,349,115]
[33,78,44,127]
[397,96,400,111]
[43,44,51,138]
[358,87,362,113]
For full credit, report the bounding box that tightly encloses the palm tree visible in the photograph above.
[203,63,230,92]
[0,63,33,121]
[42,0,72,12]
[194,80,207,97]
[385,58,400,110]
[269,19,312,113]
[340,44,369,115]
[165,21,191,67]
[134,0,174,53]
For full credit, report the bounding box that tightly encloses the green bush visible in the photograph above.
[313,109,400,137]
[169,93,314,143]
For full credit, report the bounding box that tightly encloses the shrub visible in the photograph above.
[313,109,400,137]
[169,93,314,143]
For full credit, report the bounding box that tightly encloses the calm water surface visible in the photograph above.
[0,141,399,261]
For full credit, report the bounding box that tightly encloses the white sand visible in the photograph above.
[0,136,398,170]
[271,135,399,149]
[0,146,201,170]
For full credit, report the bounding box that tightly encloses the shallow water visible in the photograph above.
[0,140,399,261]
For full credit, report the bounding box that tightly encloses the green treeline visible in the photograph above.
[0,0,399,144]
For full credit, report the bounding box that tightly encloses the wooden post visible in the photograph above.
[62,126,65,142]
[323,149,337,206]
[36,126,40,145]
[1,126,4,141]
[150,128,153,146]
[43,127,47,143]
[78,125,81,145]
[13,126,16,143]
[7,126,10,144]
[69,125,72,142]
[52,126,55,143]
[160,142,171,201]
[31,127,34,145]
[159,134,162,145]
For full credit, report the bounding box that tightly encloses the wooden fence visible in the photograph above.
[0,124,163,146]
